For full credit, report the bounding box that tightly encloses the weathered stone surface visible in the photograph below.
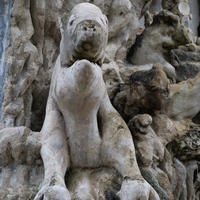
[167,124,200,200]
[34,56,159,199]
[163,73,200,120]
[168,124,200,161]
[0,0,200,199]
[128,114,173,200]
[65,167,122,199]
[170,45,200,82]
[0,0,12,116]
[127,10,190,81]
[60,3,108,67]
[114,64,169,121]
[0,127,41,165]
[0,127,43,199]
[1,0,151,130]
[33,4,160,199]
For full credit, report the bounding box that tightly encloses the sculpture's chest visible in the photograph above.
[52,61,105,114]
[51,61,105,167]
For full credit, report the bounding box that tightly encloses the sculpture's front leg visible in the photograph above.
[100,94,160,200]
[34,90,71,200]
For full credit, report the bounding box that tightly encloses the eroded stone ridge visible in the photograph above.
[0,0,200,199]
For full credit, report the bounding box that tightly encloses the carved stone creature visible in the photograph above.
[60,3,108,67]
[128,114,172,200]
[114,64,169,120]
[167,125,200,199]
[34,3,160,199]
[128,114,164,167]
[127,10,190,82]
[34,59,159,199]
[164,73,200,120]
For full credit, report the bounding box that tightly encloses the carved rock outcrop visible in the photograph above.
[127,10,190,81]
[114,64,169,121]
[170,44,200,82]
[0,127,42,199]
[0,0,200,199]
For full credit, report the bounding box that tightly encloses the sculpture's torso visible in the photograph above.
[52,59,105,168]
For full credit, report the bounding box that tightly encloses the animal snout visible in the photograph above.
[83,20,98,32]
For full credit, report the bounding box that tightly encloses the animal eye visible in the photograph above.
[105,18,108,24]
[68,15,75,26]
[69,20,74,26]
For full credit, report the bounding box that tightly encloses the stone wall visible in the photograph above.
[0,0,200,199]
[189,0,199,35]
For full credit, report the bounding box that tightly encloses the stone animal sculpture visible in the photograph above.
[34,3,159,200]
[127,10,189,82]
[128,114,170,199]
[60,3,108,67]
[113,64,169,121]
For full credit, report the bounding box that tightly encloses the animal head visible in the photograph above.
[60,3,108,67]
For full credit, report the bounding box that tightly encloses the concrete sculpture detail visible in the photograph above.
[60,3,108,67]
[0,0,200,200]
[34,3,159,199]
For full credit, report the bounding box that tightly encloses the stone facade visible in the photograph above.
[0,0,200,199]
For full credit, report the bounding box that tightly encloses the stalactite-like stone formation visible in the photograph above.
[0,0,200,200]
[0,0,13,119]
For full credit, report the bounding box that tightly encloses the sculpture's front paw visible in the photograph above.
[34,184,71,200]
[117,178,160,200]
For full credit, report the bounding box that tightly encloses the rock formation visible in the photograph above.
[127,10,190,82]
[0,0,200,199]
